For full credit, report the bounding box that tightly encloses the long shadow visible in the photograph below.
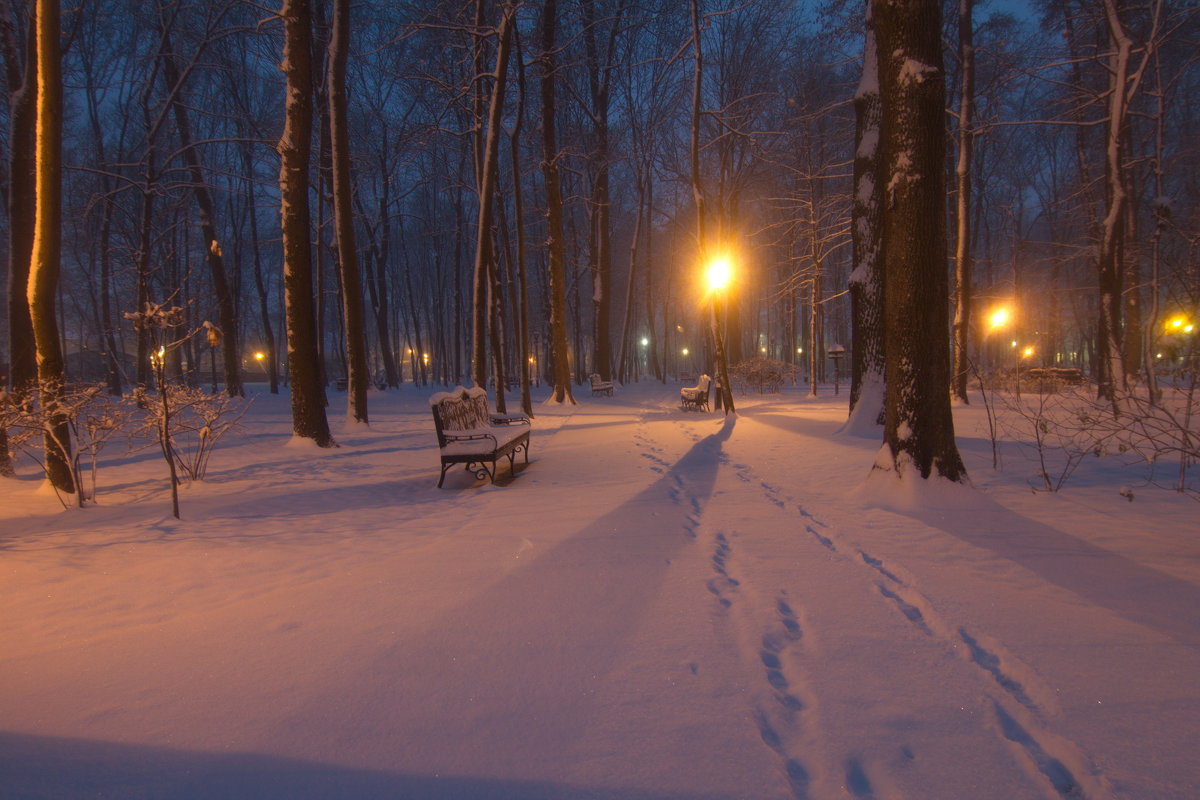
[287,417,740,788]
[741,410,1200,647]
[0,731,739,800]
[907,495,1200,647]
[742,411,843,440]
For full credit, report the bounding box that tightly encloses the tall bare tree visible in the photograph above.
[157,6,243,399]
[951,0,975,404]
[539,0,574,404]
[328,0,368,423]
[847,0,885,432]
[3,5,37,406]
[279,0,334,447]
[29,0,74,492]
[470,1,516,392]
[872,0,965,482]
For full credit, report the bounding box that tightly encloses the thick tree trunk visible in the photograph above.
[846,1,884,432]
[539,0,574,404]
[872,0,966,482]
[951,0,974,404]
[328,0,368,423]
[30,0,74,493]
[279,0,334,447]
[5,10,37,404]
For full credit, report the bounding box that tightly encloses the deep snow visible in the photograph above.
[1,381,1197,800]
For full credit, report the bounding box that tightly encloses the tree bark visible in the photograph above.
[470,2,516,391]
[846,3,885,431]
[872,0,965,482]
[539,0,574,404]
[951,0,974,404]
[328,0,368,423]
[30,0,74,493]
[279,0,334,447]
[4,7,37,405]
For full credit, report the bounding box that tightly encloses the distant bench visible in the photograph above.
[430,387,530,487]
[589,373,613,397]
[1021,367,1085,390]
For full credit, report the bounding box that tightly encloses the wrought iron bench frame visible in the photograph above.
[680,374,711,412]
[430,387,530,487]
[589,373,614,397]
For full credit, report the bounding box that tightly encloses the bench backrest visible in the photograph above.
[430,387,491,446]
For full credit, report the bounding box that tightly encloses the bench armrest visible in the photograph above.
[443,429,499,445]
[490,413,529,426]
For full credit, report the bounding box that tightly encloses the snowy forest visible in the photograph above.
[1,0,1199,493]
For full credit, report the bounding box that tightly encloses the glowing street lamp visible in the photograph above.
[704,253,736,414]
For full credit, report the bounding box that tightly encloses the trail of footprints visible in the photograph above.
[708,530,814,799]
[724,456,1099,800]
[651,421,1098,798]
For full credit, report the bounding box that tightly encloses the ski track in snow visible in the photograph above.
[674,415,1110,800]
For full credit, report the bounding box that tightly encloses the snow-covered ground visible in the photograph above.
[2,381,1197,800]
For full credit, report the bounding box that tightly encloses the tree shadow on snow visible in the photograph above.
[906,496,1200,647]
[0,731,738,800]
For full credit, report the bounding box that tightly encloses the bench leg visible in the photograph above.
[438,462,452,488]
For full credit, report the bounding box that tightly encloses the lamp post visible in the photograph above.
[827,344,845,395]
[706,256,735,414]
[204,322,222,394]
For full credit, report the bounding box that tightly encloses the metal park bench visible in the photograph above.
[680,374,711,412]
[430,387,530,487]
[589,373,614,397]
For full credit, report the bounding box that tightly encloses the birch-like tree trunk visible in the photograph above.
[279,0,334,447]
[872,0,965,482]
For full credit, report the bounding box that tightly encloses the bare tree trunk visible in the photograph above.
[539,0,574,404]
[872,0,965,482]
[241,141,279,393]
[509,30,533,416]
[1095,0,1155,414]
[4,7,37,405]
[158,26,244,398]
[30,0,74,493]
[846,1,885,431]
[328,0,368,423]
[691,0,733,414]
[470,2,516,390]
[279,0,334,447]
[951,0,974,404]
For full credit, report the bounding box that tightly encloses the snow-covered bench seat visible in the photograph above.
[680,374,711,412]
[589,373,614,397]
[430,387,530,487]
